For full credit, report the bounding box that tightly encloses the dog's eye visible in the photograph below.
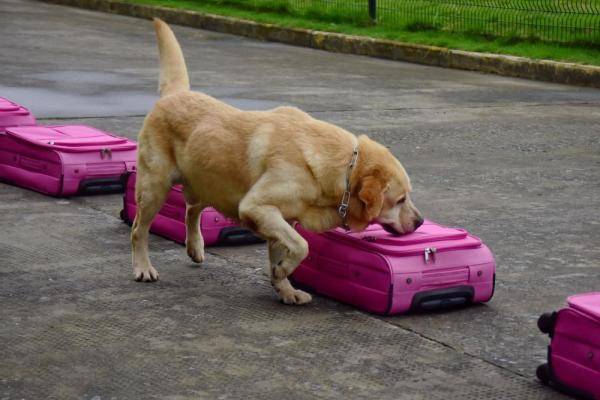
[397,196,406,205]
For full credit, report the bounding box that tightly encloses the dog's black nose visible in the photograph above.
[414,216,424,230]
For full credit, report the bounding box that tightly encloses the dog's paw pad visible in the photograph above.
[186,242,205,264]
[280,289,312,305]
[134,265,160,282]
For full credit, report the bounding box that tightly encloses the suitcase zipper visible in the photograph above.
[100,148,112,159]
[424,247,437,263]
[359,230,467,245]
[323,228,481,257]
[353,237,479,256]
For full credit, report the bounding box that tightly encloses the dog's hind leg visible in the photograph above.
[131,165,173,282]
[183,187,205,264]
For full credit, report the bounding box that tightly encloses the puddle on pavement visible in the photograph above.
[0,86,284,119]
[0,86,157,118]
[30,71,135,86]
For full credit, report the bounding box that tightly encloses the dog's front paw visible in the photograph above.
[133,265,160,282]
[279,288,312,305]
[186,240,205,263]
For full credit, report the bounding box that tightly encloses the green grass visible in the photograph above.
[126,0,600,65]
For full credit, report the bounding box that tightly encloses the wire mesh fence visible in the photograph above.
[374,0,600,44]
[210,0,600,45]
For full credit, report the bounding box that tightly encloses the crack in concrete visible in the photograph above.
[203,237,534,381]
[376,317,532,380]
[206,241,534,381]
[69,197,123,220]
[17,193,548,390]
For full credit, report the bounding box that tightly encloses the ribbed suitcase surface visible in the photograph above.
[292,222,496,315]
[0,125,136,196]
[121,172,262,246]
[537,292,600,399]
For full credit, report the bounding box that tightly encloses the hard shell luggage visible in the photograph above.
[291,221,496,315]
[0,125,136,196]
[121,172,262,246]
[537,292,600,399]
[0,97,36,132]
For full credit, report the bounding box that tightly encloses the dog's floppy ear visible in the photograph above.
[358,174,386,221]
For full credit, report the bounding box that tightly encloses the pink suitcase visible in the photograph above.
[537,292,600,399]
[0,97,36,132]
[0,125,136,196]
[121,172,262,246]
[291,221,496,315]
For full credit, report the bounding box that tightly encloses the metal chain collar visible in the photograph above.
[337,143,359,228]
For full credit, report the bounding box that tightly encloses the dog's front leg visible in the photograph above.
[267,239,311,305]
[240,203,311,305]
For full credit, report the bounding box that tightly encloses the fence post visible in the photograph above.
[368,0,377,22]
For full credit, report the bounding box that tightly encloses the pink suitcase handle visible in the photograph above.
[411,286,475,311]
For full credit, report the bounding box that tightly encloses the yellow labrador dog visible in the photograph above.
[132,19,424,305]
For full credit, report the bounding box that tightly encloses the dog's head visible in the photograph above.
[348,136,423,234]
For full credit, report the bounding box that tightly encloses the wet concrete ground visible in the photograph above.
[1,0,599,399]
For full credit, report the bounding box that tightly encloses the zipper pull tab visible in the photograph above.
[101,148,112,159]
[424,247,437,263]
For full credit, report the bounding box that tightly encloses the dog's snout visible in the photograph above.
[414,216,424,230]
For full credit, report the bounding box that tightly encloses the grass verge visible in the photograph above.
[125,0,600,66]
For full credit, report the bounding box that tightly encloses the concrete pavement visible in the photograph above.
[1,0,599,398]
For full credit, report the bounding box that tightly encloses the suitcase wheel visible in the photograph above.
[537,312,556,335]
[536,363,550,384]
[120,209,132,226]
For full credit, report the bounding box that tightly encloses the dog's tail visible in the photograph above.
[153,18,190,97]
